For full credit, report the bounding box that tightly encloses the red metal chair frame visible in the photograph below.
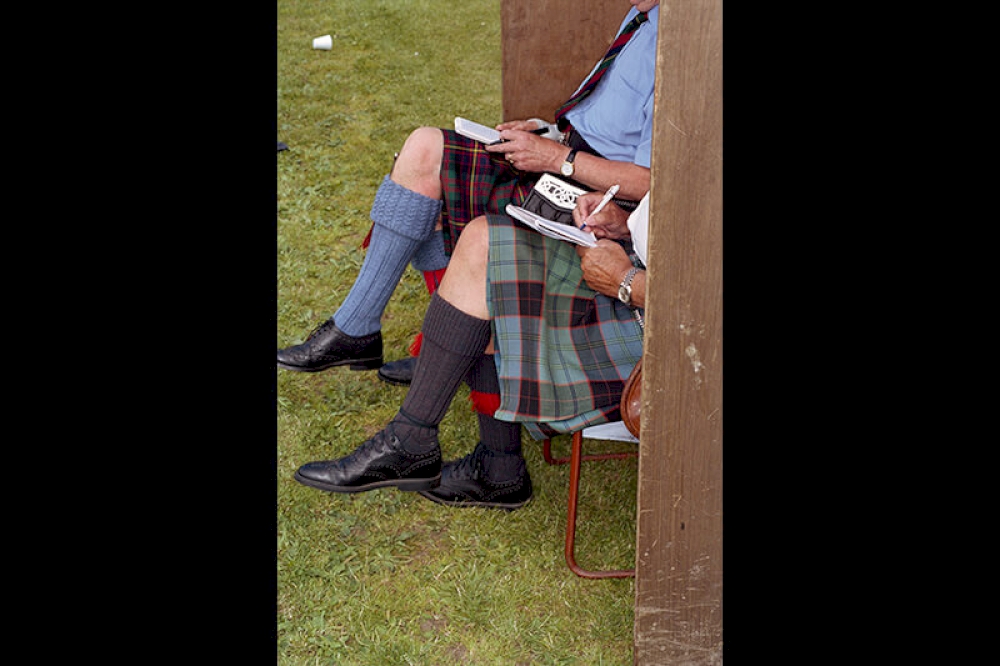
[543,429,638,579]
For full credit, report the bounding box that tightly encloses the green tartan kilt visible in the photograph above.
[485,213,644,438]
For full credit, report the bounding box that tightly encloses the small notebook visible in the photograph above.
[454,117,501,144]
[505,204,597,247]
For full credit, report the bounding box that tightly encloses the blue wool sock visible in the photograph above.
[334,176,442,337]
[410,230,450,272]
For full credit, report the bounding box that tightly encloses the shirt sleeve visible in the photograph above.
[627,193,650,266]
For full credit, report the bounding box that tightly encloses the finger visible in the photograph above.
[484,140,510,153]
[575,194,599,217]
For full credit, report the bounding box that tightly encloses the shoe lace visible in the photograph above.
[451,446,484,481]
[304,319,336,341]
[338,428,398,468]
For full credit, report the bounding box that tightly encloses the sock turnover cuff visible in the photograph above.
[370,175,443,242]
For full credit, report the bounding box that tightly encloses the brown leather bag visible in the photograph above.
[620,357,643,438]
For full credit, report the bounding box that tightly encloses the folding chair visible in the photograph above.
[543,421,638,579]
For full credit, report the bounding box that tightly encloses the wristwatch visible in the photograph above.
[618,267,641,305]
[560,149,578,178]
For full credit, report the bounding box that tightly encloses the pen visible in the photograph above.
[488,126,550,145]
[580,184,620,230]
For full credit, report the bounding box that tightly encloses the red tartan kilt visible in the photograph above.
[437,129,538,256]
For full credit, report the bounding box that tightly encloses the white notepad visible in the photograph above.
[505,204,598,247]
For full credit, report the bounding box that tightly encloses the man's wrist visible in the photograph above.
[618,266,641,305]
[560,147,578,178]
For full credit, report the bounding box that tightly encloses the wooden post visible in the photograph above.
[499,1,723,660]
[634,1,723,664]
[500,0,624,122]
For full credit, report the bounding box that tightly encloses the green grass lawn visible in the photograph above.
[278,1,638,662]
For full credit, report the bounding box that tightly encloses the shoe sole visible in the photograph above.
[278,356,383,373]
[294,470,441,493]
[415,490,532,511]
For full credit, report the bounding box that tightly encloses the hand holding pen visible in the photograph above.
[579,184,620,230]
[572,187,631,239]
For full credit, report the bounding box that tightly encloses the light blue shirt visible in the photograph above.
[564,6,659,168]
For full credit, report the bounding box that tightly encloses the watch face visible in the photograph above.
[561,163,573,177]
[618,285,630,304]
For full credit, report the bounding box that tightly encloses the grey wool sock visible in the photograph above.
[465,354,523,456]
[334,176,442,337]
[395,293,493,431]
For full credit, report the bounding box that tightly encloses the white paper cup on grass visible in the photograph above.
[313,35,333,50]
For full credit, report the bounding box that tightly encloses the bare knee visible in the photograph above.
[456,216,491,260]
[392,127,444,198]
[444,216,490,283]
[439,216,491,319]
[400,126,443,162]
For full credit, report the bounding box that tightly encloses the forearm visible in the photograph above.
[557,149,650,202]
[627,269,646,309]
[591,267,645,309]
[486,130,650,200]
[578,241,648,309]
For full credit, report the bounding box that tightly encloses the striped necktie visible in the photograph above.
[554,11,649,131]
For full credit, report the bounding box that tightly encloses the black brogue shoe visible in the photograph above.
[417,444,532,510]
[377,356,417,386]
[294,424,442,494]
[277,319,383,372]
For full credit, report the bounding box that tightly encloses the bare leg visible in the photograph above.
[391,127,445,203]
[329,128,447,338]
[278,128,451,371]
[437,216,490,320]
[414,215,532,509]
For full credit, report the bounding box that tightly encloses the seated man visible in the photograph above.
[293,191,649,510]
[277,0,659,388]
